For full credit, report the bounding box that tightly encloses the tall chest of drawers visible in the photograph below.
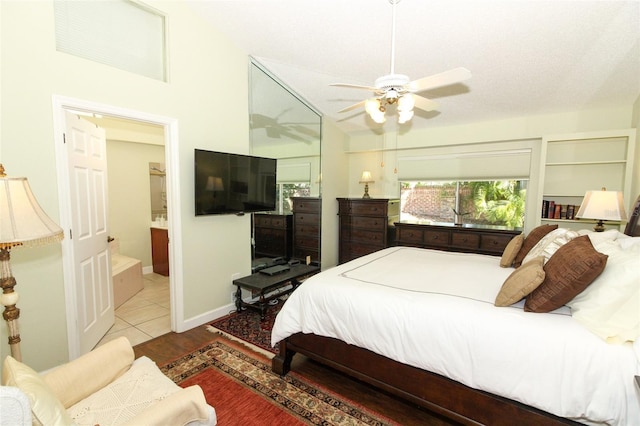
[337,198,399,264]
[291,197,321,264]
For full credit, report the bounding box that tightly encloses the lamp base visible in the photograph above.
[593,220,605,232]
[1,247,22,361]
[362,183,371,199]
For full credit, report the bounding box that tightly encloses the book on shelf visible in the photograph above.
[542,200,549,218]
[541,201,578,220]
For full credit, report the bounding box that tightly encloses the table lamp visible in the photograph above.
[575,188,627,232]
[0,164,64,361]
[359,171,374,199]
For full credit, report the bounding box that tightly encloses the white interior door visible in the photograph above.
[64,111,114,354]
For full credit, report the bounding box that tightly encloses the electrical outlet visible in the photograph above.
[231,291,237,303]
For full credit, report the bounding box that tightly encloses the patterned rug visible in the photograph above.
[208,296,286,355]
[160,336,399,426]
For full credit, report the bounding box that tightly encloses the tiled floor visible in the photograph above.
[96,273,170,348]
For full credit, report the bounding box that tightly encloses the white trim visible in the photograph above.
[52,95,183,358]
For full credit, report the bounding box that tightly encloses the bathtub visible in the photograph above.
[110,241,143,308]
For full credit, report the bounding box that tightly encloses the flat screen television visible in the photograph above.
[195,149,277,216]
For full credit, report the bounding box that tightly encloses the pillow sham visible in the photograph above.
[500,233,523,267]
[495,256,545,306]
[567,240,640,343]
[521,228,579,265]
[524,235,608,313]
[513,224,558,267]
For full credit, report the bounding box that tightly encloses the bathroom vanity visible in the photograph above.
[150,227,169,276]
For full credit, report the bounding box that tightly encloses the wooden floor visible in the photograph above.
[134,325,460,426]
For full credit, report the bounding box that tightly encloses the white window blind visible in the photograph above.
[277,163,311,183]
[397,149,531,181]
[54,0,166,81]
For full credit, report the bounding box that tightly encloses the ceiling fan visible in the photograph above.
[331,0,471,124]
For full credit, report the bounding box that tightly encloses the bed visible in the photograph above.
[271,207,640,426]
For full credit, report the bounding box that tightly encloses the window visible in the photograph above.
[400,180,527,228]
[54,0,167,81]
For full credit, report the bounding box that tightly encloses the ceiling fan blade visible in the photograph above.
[330,83,380,92]
[407,67,472,93]
[412,95,439,112]
[337,99,367,113]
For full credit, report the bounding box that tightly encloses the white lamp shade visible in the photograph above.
[359,171,374,183]
[0,176,64,249]
[576,190,627,221]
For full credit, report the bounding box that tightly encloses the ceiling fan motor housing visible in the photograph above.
[375,74,410,94]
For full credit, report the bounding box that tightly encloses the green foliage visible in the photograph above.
[466,181,525,228]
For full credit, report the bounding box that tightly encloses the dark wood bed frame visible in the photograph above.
[272,195,640,426]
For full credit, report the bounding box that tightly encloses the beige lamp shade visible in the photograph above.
[359,171,374,183]
[0,176,64,249]
[576,190,627,222]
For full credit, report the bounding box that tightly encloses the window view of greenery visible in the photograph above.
[400,180,526,228]
[276,183,311,213]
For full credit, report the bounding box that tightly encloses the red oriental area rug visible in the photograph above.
[160,336,399,426]
[208,296,285,355]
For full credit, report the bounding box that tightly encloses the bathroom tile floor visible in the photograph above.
[96,273,170,348]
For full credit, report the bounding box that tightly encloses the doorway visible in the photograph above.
[52,95,184,360]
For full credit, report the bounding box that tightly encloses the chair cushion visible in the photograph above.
[2,356,72,426]
[68,356,185,425]
[43,336,134,408]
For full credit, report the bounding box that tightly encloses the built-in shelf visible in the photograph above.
[538,130,635,232]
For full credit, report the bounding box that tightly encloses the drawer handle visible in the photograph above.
[433,236,439,240]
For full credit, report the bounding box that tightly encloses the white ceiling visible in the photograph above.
[187,0,640,134]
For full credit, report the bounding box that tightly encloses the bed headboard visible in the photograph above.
[624,194,640,237]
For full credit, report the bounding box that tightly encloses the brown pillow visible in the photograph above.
[524,235,608,313]
[495,256,545,306]
[500,233,524,267]
[513,224,558,267]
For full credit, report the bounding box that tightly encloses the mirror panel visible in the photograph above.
[249,59,322,263]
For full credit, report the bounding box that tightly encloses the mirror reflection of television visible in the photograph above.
[195,149,277,216]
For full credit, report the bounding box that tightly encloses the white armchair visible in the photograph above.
[2,336,216,426]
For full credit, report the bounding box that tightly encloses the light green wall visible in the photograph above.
[0,0,250,370]
[319,118,350,267]
[107,140,165,268]
[632,95,640,199]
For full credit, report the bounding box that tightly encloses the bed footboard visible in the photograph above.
[272,333,579,426]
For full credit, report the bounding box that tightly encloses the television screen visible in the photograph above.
[195,149,277,216]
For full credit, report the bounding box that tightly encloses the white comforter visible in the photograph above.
[271,247,640,425]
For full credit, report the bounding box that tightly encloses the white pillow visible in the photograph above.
[618,236,640,250]
[567,240,640,343]
[522,228,579,265]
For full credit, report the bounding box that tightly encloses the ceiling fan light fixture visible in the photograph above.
[370,110,386,123]
[398,109,414,124]
[365,98,381,115]
[397,94,415,112]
